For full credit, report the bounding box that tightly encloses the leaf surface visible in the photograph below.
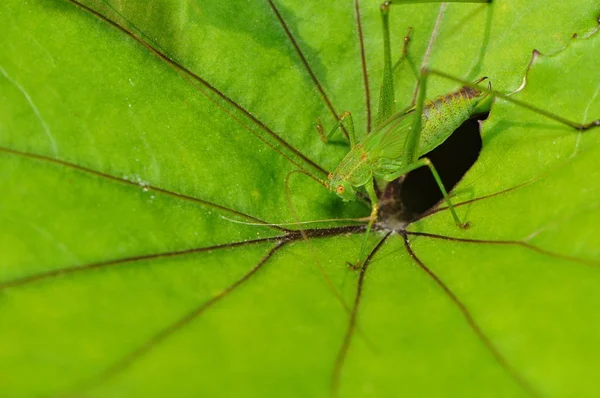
[1,0,599,397]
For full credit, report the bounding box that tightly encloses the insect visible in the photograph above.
[2,1,599,397]
[315,0,600,267]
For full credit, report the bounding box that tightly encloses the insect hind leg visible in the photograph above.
[384,158,469,229]
[375,1,396,128]
[377,0,493,129]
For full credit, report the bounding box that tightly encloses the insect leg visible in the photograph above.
[395,65,471,227]
[317,111,357,146]
[378,0,491,128]
[401,66,431,166]
[375,2,396,128]
[424,68,600,131]
[352,179,380,268]
[383,158,469,228]
[392,27,413,73]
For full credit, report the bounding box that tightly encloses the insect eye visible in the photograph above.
[337,185,345,194]
[328,172,333,180]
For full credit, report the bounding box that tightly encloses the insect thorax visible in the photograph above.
[331,144,372,188]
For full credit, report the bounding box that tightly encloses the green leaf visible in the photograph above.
[1,0,599,397]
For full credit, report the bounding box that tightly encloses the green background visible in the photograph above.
[1,0,599,397]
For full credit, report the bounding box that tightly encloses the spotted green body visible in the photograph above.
[329,86,486,200]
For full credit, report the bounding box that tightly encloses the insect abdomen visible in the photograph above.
[418,86,483,155]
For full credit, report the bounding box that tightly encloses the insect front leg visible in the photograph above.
[392,27,413,74]
[316,111,357,146]
[350,179,380,269]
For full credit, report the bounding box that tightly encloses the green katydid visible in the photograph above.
[318,0,600,267]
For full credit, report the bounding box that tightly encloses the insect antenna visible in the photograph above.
[64,0,329,180]
[284,170,359,314]
[220,216,369,227]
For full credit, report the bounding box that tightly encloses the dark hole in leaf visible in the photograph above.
[378,112,488,229]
